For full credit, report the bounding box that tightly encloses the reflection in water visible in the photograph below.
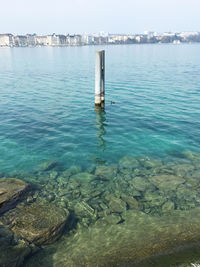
[90,106,107,165]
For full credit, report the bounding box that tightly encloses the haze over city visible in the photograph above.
[0,0,200,35]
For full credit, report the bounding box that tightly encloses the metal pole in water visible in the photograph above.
[95,50,105,107]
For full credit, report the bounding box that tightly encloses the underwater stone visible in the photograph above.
[142,159,163,169]
[100,214,121,224]
[162,201,175,212]
[0,178,29,214]
[0,224,35,267]
[74,201,95,218]
[49,171,58,180]
[37,159,57,172]
[176,185,196,201]
[149,175,185,191]
[108,197,126,213]
[95,165,118,180]
[63,165,82,178]
[172,164,195,177]
[119,156,139,169]
[1,201,69,245]
[144,191,166,207]
[130,176,152,192]
[182,150,200,162]
[70,172,95,184]
[121,194,139,210]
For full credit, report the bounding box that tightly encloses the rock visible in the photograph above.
[70,172,95,184]
[0,178,29,214]
[149,175,185,191]
[142,159,162,169]
[172,164,195,177]
[62,165,82,178]
[0,224,35,267]
[119,157,139,169]
[100,214,122,224]
[176,186,196,201]
[162,201,175,212]
[1,202,69,245]
[49,171,58,179]
[37,159,57,172]
[121,194,139,210]
[130,176,152,192]
[144,191,166,207]
[95,166,118,181]
[74,201,95,218]
[108,197,126,213]
[182,150,200,162]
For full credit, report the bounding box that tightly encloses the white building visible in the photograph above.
[0,34,13,46]
[46,34,59,46]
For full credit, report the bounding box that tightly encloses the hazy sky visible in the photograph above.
[0,0,199,34]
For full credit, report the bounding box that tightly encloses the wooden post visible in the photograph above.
[95,50,105,107]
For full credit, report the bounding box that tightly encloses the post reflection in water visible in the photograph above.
[90,106,107,165]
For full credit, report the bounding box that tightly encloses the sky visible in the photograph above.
[0,0,199,34]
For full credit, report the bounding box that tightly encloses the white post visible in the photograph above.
[100,50,105,106]
[95,50,105,107]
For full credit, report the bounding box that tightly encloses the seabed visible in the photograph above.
[1,150,200,266]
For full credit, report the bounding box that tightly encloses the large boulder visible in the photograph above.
[1,201,69,245]
[0,178,29,214]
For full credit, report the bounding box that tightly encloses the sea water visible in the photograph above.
[0,44,200,266]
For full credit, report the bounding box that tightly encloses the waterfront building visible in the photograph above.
[14,35,28,47]
[26,34,36,46]
[57,35,67,46]
[35,36,48,46]
[46,34,59,46]
[0,34,13,46]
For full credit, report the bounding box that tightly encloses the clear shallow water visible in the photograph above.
[0,44,200,173]
[1,44,200,266]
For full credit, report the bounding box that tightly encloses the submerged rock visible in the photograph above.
[95,166,118,181]
[74,201,95,218]
[37,159,57,172]
[1,201,69,245]
[130,176,152,192]
[62,165,82,178]
[121,194,139,210]
[108,197,126,213]
[70,172,95,184]
[0,178,29,214]
[149,174,185,191]
[162,201,175,212]
[119,156,139,169]
[0,224,35,267]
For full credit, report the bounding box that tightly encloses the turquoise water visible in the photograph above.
[1,44,200,266]
[0,44,200,174]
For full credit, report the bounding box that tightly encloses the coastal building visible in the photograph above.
[35,36,48,46]
[14,35,28,47]
[0,34,13,46]
[26,34,36,46]
[57,35,67,46]
[46,34,59,46]
[68,35,82,46]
